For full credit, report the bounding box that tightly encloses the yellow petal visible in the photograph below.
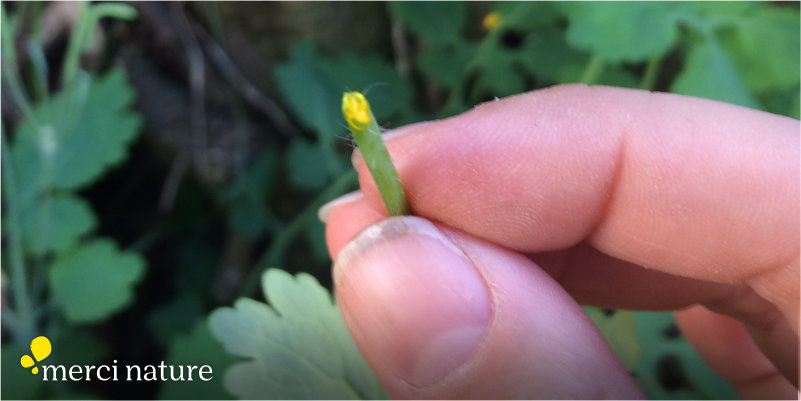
[342,92,372,132]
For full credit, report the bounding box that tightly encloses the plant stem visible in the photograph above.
[580,55,605,85]
[639,55,661,91]
[1,128,36,342]
[26,2,49,102]
[1,5,33,117]
[342,92,409,216]
[238,170,358,298]
[27,41,49,102]
[61,2,90,89]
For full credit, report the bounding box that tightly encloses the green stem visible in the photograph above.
[354,114,408,215]
[26,2,48,102]
[639,55,661,90]
[238,170,358,297]
[1,128,36,342]
[580,55,605,85]
[61,2,90,89]
[27,40,49,102]
[1,4,33,117]
[61,2,137,89]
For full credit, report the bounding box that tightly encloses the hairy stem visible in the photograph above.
[342,92,409,216]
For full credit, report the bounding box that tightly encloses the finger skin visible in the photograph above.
[675,305,797,399]
[327,197,798,390]
[354,84,799,329]
[333,216,643,399]
[327,196,731,312]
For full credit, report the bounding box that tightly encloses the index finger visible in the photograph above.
[354,84,799,327]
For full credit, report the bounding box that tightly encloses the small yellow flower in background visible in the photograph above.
[482,12,502,32]
[342,92,373,132]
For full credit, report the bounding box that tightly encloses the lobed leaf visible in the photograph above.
[20,193,96,256]
[11,69,142,205]
[560,2,681,63]
[671,37,758,109]
[49,238,146,323]
[721,7,801,93]
[209,269,386,400]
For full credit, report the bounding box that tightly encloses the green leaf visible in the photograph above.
[286,138,332,191]
[11,69,142,205]
[671,37,758,109]
[519,25,588,84]
[417,43,475,89]
[391,2,466,44]
[20,193,96,256]
[209,269,387,400]
[49,238,146,323]
[274,43,340,138]
[561,2,681,63]
[721,7,800,93]
[158,320,238,400]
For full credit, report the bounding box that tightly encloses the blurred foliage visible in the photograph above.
[1,1,797,400]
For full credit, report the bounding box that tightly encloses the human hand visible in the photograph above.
[320,85,799,399]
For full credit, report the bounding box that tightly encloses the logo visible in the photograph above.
[20,336,52,374]
[19,335,213,382]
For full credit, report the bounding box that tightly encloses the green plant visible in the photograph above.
[1,3,142,398]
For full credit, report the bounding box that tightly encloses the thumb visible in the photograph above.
[333,216,642,399]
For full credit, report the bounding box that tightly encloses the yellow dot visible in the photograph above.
[482,12,502,32]
[342,92,373,132]
[32,366,39,375]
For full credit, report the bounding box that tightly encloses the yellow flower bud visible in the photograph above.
[482,12,502,32]
[342,92,372,132]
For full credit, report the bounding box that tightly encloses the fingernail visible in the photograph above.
[334,216,491,387]
[350,121,432,170]
[318,190,363,223]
